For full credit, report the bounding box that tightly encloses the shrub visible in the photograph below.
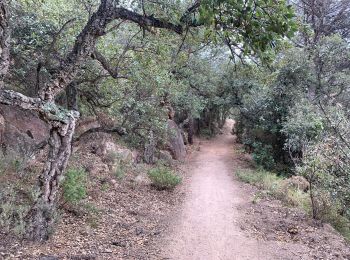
[114,162,127,180]
[62,168,87,205]
[236,169,310,209]
[282,101,324,154]
[0,186,31,237]
[236,168,350,240]
[251,142,276,170]
[148,166,181,190]
[0,149,27,175]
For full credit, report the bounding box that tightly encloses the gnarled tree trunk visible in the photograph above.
[188,114,194,145]
[0,0,186,242]
[0,0,10,90]
[26,114,77,241]
[66,82,78,111]
[144,129,156,164]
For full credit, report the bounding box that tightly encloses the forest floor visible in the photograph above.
[1,120,349,260]
[159,120,350,260]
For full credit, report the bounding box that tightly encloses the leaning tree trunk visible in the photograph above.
[0,0,186,242]
[188,114,194,145]
[26,113,77,241]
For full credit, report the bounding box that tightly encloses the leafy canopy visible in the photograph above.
[198,0,297,60]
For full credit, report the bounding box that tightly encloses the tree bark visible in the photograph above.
[26,114,77,241]
[38,0,183,103]
[0,0,10,90]
[0,0,189,242]
[66,82,78,111]
[144,129,156,164]
[188,114,194,145]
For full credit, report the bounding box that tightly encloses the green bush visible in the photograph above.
[0,149,26,175]
[236,169,310,209]
[252,142,276,170]
[236,168,350,240]
[236,169,280,189]
[148,166,181,190]
[0,186,31,237]
[62,168,87,205]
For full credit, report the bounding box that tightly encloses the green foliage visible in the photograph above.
[251,142,275,170]
[282,102,324,153]
[4,0,348,242]
[199,0,297,60]
[236,169,310,210]
[0,184,36,237]
[148,165,181,190]
[0,149,29,175]
[233,31,350,239]
[62,168,87,205]
[297,119,350,220]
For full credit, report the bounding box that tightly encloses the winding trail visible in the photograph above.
[162,120,295,260]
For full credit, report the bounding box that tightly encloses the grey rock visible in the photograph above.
[167,119,186,161]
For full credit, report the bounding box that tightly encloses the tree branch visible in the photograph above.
[114,7,183,34]
[38,0,184,102]
[74,126,126,142]
[0,0,10,89]
[0,89,42,110]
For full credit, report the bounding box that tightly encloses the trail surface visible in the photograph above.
[162,120,298,260]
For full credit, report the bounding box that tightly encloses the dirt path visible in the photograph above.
[161,120,302,260]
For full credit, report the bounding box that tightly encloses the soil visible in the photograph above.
[0,148,186,260]
[1,120,349,260]
[160,120,350,260]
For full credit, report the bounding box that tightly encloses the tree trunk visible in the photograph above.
[66,82,78,111]
[0,0,10,90]
[0,0,187,242]
[26,115,77,241]
[188,115,194,145]
[144,129,156,164]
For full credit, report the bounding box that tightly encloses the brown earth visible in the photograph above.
[1,120,349,260]
[0,133,186,260]
[160,119,350,260]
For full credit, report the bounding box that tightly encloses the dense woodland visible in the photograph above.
[0,0,349,254]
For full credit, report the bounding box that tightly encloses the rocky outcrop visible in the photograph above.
[0,104,49,156]
[76,131,134,164]
[167,119,186,161]
[158,150,173,164]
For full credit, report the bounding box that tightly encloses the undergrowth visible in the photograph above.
[236,168,350,241]
[0,150,39,237]
[236,169,310,210]
[62,167,87,205]
[148,165,181,190]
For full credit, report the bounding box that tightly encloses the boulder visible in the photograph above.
[84,134,133,165]
[167,119,186,161]
[101,142,133,163]
[0,104,49,157]
[158,150,173,164]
